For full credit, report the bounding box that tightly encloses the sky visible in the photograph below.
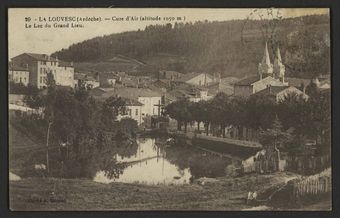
[8,8,329,59]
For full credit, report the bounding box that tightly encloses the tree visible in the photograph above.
[191,101,205,131]
[308,90,331,150]
[165,98,192,132]
[277,92,307,131]
[245,95,277,130]
[100,96,126,130]
[259,116,293,150]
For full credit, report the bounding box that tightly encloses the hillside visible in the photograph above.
[52,14,330,79]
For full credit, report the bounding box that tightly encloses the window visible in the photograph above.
[40,68,42,74]
[135,109,138,116]
[40,76,43,83]
[128,109,132,116]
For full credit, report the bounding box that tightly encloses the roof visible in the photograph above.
[121,97,143,106]
[24,53,58,62]
[254,86,290,97]
[90,87,162,101]
[175,72,213,82]
[159,70,183,79]
[168,84,206,99]
[151,79,169,88]
[234,75,260,86]
[319,79,330,87]
[13,53,73,67]
[253,86,308,100]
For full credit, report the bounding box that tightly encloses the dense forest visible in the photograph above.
[52,14,330,79]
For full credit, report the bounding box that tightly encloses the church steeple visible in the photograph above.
[273,46,285,82]
[258,42,273,79]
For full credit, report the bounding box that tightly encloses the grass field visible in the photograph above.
[10,173,295,211]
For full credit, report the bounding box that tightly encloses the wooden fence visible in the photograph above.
[292,168,331,198]
[242,150,330,175]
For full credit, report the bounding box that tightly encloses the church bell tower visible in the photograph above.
[273,47,285,83]
[258,42,273,80]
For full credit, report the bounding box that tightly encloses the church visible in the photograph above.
[234,43,288,97]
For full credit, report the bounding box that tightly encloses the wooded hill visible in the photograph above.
[52,14,330,79]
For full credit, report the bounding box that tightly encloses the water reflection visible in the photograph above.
[94,137,230,185]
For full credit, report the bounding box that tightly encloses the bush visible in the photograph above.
[188,154,230,178]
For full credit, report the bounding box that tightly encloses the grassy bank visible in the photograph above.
[10,172,297,211]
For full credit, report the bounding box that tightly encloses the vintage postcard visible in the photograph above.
[8,8,331,211]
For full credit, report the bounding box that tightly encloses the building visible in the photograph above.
[8,64,30,86]
[234,76,287,97]
[175,72,214,86]
[116,98,143,125]
[159,70,183,80]
[99,73,117,87]
[285,77,311,91]
[90,87,162,125]
[253,85,309,103]
[234,43,288,97]
[74,72,100,89]
[316,78,331,90]
[11,53,74,88]
[168,84,213,102]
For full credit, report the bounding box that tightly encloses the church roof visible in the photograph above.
[234,75,260,86]
[254,86,290,97]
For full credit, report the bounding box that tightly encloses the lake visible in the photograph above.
[94,137,231,185]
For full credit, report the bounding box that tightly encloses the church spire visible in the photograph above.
[258,42,273,79]
[262,42,271,65]
[273,46,285,82]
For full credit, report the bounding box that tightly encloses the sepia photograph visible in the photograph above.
[8,8,331,211]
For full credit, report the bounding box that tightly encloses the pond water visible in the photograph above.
[94,137,231,185]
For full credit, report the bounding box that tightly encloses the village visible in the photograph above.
[8,39,331,210]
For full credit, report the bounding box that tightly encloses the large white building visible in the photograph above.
[8,64,30,86]
[90,87,162,125]
[11,53,74,89]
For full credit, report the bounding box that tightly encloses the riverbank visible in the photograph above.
[10,172,303,211]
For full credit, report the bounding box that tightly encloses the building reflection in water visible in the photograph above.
[94,138,192,185]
